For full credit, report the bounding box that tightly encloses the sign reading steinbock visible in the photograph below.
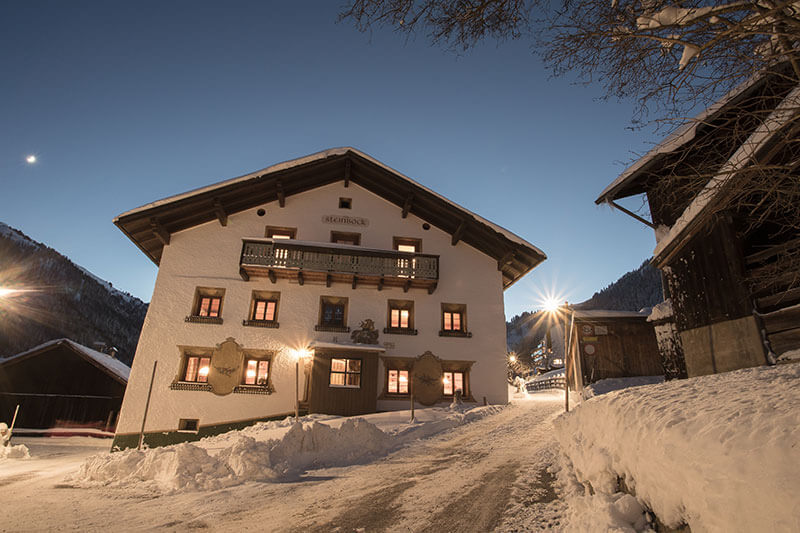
[322,214,369,227]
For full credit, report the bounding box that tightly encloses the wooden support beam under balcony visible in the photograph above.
[240,238,439,292]
[239,267,249,281]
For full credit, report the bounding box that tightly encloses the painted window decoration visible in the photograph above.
[252,299,277,321]
[330,358,361,388]
[184,356,211,383]
[387,369,409,394]
[443,371,465,396]
[243,358,270,386]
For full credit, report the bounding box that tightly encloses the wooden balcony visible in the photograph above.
[240,239,439,293]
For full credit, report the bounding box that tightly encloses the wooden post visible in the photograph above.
[138,361,158,451]
[410,379,415,422]
[5,404,20,446]
[295,359,300,419]
[564,308,570,413]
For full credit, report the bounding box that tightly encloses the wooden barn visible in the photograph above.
[565,310,664,391]
[0,338,130,433]
[597,68,800,377]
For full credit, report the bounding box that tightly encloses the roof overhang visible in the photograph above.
[114,147,546,289]
[596,65,794,206]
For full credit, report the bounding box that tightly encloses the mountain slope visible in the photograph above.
[0,222,147,364]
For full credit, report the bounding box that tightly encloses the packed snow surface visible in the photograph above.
[71,405,503,493]
[555,363,800,532]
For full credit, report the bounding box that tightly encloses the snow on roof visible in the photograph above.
[573,309,650,319]
[1,338,130,382]
[596,70,772,204]
[653,84,800,261]
[309,340,386,353]
[115,147,545,259]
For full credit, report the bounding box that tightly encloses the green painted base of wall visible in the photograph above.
[111,412,295,451]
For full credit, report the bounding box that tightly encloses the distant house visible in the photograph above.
[0,339,129,434]
[565,310,663,391]
[597,69,800,377]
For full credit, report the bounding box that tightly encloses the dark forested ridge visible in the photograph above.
[574,260,663,312]
[506,260,663,355]
[0,222,148,365]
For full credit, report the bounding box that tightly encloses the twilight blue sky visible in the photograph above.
[1,1,658,319]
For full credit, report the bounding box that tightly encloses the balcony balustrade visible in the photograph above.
[240,239,439,292]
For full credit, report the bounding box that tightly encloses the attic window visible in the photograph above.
[178,419,199,432]
[339,197,352,209]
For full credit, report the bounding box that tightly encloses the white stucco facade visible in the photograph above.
[115,175,532,445]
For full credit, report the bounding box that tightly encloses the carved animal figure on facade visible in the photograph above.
[351,319,379,344]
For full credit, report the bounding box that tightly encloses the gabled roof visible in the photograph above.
[1,338,130,384]
[596,65,795,205]
[114,147,546,289]
[652,84,800,265]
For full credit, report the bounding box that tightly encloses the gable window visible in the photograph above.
[330,358,361,388]
[339,197,352,209]
[331,231,360,245]
[387,369,409,394]
[183,355,211,383]
[440,303,471,337]
[243,358,270,386]
[385,300,417,335]
[244,291,280,328]
[443,371,465,396]
[316,296,349,332]
[265,226,296,239]
[186,288,225,324]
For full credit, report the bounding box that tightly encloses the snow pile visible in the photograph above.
[646,298,673,322]
[71,406,504,493]
[554,363,800,532]
[583,376,664,398]
[0,444,31,460]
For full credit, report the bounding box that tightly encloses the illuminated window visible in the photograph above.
[443,311,463,331]
[187,288,225,324]
[443,371,465,396]
[198,296,221,318]
[440,303,470,336]
[243,358,270,386]
[387,369,409,394]
[330,358,361,388]
[184,356,211,383]
[253,299,277,321]
[394,237,421,278]
[386,300,415,334]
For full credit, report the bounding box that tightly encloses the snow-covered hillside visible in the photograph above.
[0,221,148,363]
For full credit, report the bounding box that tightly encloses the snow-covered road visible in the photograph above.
[0,392,565,532]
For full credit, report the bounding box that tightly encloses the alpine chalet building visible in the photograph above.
[112,148,545,448]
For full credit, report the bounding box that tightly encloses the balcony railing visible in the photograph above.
[240,239,439,292]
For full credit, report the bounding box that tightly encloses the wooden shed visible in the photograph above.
[0,338,130,433]
[565,310,664,391]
